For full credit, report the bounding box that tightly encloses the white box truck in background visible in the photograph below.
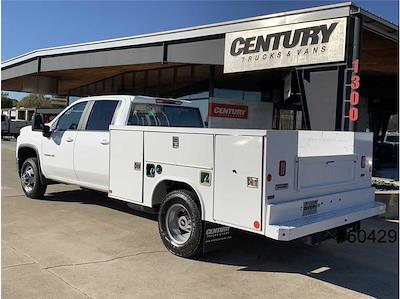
[1,108,35,138]
[2,108,62,138]
[16,95,385,257]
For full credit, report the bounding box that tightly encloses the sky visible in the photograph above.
[1,0,399,99]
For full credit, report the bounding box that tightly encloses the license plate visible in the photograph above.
[303,200,318,216]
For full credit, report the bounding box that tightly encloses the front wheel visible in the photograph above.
[158,189,203,258]
[20,158,47,199]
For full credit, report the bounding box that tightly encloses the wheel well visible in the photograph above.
[17,147,38,174]
[152,180,202,211]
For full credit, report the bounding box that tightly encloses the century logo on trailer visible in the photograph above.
[224,18,347,73]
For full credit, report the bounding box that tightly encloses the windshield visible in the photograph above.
[127,104,203,128]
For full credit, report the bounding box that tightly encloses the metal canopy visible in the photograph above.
[1,2,398,96]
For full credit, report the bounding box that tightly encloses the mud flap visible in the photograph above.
[202,221,233,253]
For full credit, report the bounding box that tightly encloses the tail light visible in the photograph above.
[279,161,286,176]
[361,156,366,168]
[267,174,272,182]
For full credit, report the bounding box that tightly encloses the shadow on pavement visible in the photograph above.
[42,188,399,299]
[42,189,157,221]
[199,225,398,299]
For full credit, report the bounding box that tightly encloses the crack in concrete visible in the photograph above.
[6,242,38,262]
[44,250,166,270]
[46,268,94,299]
[3,242,94,298]
[2,261,37,269]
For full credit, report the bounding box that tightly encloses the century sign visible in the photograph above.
[224,18,347,73]
[208,102,248,119]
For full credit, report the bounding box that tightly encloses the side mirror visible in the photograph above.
[32,113,45,131]
[32,113,52,137]
[42,125,52,138]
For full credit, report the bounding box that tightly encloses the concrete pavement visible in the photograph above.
[2,140,398,298]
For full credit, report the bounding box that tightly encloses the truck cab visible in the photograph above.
[17,95,203,192]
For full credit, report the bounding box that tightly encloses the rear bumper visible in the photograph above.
[265,201,386,241]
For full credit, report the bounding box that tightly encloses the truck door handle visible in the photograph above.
[65,137,74,142]
[100,139,109,145]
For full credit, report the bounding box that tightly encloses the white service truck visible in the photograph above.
[2,108,62,138]
[17,95,385,257]
[2,113,32,138]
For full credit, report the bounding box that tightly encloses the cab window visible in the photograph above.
[85,100,119,131]
[56,101,87,131]
[127,104,203,128]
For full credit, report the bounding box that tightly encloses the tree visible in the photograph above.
[16,94,54,108]
[1,92,17,108]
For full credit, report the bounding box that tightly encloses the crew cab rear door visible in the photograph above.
[73,99,120,191]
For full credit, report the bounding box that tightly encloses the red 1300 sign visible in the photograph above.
[349,59,360,122]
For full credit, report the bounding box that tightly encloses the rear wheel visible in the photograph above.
[20,158,47,199]
[158,189,203,258]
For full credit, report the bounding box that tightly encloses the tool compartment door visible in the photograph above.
[213,135,263,231]
[297,154,356,191]
[109,129,143,203]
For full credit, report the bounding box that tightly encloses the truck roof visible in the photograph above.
[76,95,192,105]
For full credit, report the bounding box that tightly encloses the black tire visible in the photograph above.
[20,157,47,199]
[158,189,203,258]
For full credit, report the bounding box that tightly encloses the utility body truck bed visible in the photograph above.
[16,95,385,257]
[109,126,384,240]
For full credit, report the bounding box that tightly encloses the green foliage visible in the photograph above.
[2,92,66,109]
[1,92,17,108]
[16,94,54,108]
